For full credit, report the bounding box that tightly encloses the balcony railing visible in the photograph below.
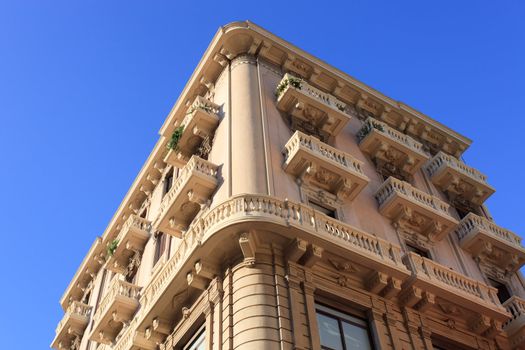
[456,213,525,272]
[357,117,429,177]
[136,194,409,333]
[155,156,219,237]
[89,278,141,345]
[276,73,350,137]
[283,131,369,201]
[375,177,458,242]
[107,215,151,274]
[504,296,525,348]
[51,301,92,350]
[425,151,494,206]
[164,96,220,168]
[402,252,508,325]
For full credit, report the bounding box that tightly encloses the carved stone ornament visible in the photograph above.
[329,258,358,273]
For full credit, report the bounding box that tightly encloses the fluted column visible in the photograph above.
[230,55,267,194]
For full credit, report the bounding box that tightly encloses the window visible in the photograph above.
[164,168,174,196]
[153,232,169,266]
[309,200,336,219]
[316,304,373,350]
[488,278,511,304]
[406,243,431,260]
[182,325,205,350]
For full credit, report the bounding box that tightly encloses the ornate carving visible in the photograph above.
[329,258,357,273]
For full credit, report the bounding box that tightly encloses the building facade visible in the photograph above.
[51,22,525,350]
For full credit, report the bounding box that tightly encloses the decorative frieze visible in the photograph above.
[154,156,219,237]
[164,96,220,168]
[51,301,92,350]
[456,213,525,273]
[283,130,369,201]
[357,117,429,180]
[89,278,141,345]
[425,151,495,206]
[375,176,458,242]
[106,215,151,274]
[276,73,350,138]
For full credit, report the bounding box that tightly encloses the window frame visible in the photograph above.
[315,302,375,350]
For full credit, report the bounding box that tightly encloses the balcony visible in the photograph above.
[106,215,152,274]
[51,301,92,350]
[375,177,458,242]
[155,156,219,237]
[283,131,369,201]
[89,278,141,345]
[136,194,410,335]
[456,213,525,273]
[504,296,525,349]
[425,151,495,206]
[357,118,429,179]
[402,252,509,333]
[164,96,220,168]
[276,73,350,137]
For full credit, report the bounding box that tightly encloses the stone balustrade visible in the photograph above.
[107,214,151,274]
[164,96,220,168]
[375,177,457,241]
[90,277,141,344]
[276,73,350,137]
[456,213,525,272]
[503,296,525,348]
[425,151,494,205]
[155,155,219,237]
[357,117,429,177]
[137,194,408,332]
[51,301,92,349]
[402,252,508,325]
[283,131,369,201]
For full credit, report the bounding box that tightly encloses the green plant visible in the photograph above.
[275,76,302,98]
[167,125,185,150]
[107,239,119,257]
[356,120,385,142]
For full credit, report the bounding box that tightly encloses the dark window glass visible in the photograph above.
[309,200,336,219]
[316,304,373,350]
[406,243,431,259]
[153,232,167,266]
[164,169,174,196]
[183,325,205,350]
[488,279,511,303]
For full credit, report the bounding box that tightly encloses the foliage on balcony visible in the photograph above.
[107,239,119,257]
[356,119,385,142]
[167,125,185,151]
[275,76,302,98]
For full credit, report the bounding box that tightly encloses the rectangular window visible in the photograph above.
[182,325,205,350]
[309,200,336,219]
[488,278,511,303]
[406,243,431,260]
[153,232,168,266]
[163,168,175,196]
[316,303,373,350]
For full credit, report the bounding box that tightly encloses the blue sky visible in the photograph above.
[0,1,524,348]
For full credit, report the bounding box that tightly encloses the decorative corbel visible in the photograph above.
[239,231,257,267]
[285,238,308,263]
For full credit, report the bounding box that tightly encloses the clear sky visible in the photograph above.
[0,1,524,348]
